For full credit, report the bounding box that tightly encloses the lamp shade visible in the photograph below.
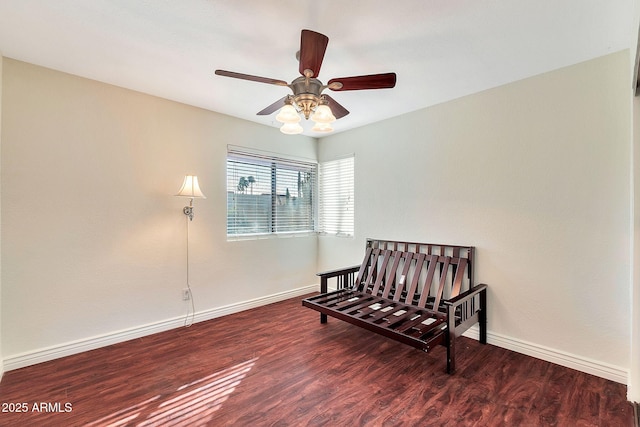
[311,122,333,133]
[310,104,336,124]
[280,122,304,135]
[276,104,301,124]
[176,175,206,199]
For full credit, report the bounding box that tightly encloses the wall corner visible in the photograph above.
[0,53,5,381]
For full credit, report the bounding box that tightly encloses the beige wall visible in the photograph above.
[632,94,640,402]
[1,59,318,365]
[319,51,632,381]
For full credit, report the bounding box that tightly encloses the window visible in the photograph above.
[227,148,316,237]
[319,155,355,237]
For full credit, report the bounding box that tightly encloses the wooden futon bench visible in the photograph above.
[302,238,487,374]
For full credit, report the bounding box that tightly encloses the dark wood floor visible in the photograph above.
[0,294,634,426]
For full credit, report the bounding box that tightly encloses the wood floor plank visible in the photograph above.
[0,294,634,426]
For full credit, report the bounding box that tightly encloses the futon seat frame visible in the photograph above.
[302,238,487,374]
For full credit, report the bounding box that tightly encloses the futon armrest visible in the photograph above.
[317,265,360,293]
[444,284,487,338]
[316,265,360,279]
[444,284,488,307]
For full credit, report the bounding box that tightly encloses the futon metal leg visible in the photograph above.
[447,317,456,374]
[320,276,328,324]
[479,288,487,344]
[446,341,455,374]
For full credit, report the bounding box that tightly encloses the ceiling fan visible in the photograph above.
[215,29,397,134]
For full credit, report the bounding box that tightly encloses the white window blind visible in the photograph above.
[227,149,316,236]
[319,155,354,236]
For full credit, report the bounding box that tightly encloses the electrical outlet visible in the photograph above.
[182,289,191,301]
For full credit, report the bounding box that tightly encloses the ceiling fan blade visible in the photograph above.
[298,29,329,78]
[257,96,288,116]
[323,95,349,119]
[215,70,288,86]
[328,73,397,91]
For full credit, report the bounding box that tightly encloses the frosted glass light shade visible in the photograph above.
[310,104,336,123]
[311,122,333,133]
[280,122,303,134]
[276,104,301,124]
[176,175,206,199]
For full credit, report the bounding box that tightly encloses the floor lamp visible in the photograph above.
[176,175,206,326]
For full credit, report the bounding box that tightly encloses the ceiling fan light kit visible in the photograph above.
[215,29,396,135]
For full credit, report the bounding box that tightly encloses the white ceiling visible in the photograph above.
[0,1,636,137]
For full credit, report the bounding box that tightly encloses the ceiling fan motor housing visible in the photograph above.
[290,76,324,119]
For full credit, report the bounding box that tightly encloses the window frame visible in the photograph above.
[226,147,317,240]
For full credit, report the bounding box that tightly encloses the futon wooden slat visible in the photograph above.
[404,253,427,305]
[417,254,442,308]
[381,251,404,299]
[392,251,414,302]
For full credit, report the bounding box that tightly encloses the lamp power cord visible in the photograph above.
[184,212,196,327]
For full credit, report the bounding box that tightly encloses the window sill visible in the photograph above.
[227,231,317,242]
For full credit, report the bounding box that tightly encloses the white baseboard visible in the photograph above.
[462,326,629,384]
[3,284,319,372]
[628,382,639,404]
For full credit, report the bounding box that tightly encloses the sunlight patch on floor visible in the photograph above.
[87,358,257,426]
